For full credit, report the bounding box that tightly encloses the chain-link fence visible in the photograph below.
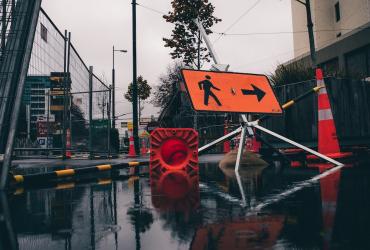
[14,8,114,159]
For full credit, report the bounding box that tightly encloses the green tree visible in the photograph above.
[124,75,152,103]
[163,0,221,68]
[270,61,315,86]
[71,103,88,137]
[125,76,152,119]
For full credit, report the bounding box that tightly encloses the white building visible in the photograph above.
[290,0,370,77]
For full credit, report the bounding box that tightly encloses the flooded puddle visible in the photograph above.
[1,161,370,249]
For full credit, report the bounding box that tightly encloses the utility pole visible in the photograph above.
[132,0,139,155]
[296,0,317,68]
[112,46,115,128]
[112,46,127,129]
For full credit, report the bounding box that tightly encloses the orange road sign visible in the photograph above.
[181,69,282,114]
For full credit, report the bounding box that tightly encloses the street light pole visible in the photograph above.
[132,0,140,156]
[112,46,127,129]
[295,0,317,68]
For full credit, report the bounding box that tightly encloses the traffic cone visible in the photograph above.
[128,128,137,158]
[66,128,72,159]
[223,120,230,153]
[307,68,352,161]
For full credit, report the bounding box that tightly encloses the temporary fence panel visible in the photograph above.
[261,78,370,148]
[14,7,112,158]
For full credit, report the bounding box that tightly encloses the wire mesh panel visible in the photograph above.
[0,0,18,59]
[70,92,89,154]
[12,7,112,158]
[90,75,110,155]
[27,9,65,76]
[0,0,43,154]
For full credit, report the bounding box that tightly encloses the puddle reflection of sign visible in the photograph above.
[181,69,282,114]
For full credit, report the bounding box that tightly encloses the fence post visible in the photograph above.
[89,66,93,159]
[62,30,68,159]
[46,90,50,158]
[108,86,111,158]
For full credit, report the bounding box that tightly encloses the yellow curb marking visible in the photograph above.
[55,169,75,177]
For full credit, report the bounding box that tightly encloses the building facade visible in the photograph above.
[22,76,51,137]
[290,0,370,77]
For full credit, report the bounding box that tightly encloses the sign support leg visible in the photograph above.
[250,122,344,166]
[235,125,247,173]
[198,126,242,154]
[234,125,248,206]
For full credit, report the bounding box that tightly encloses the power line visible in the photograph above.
[214,26,370,36]
[231,34,341,72]
[136,3,167,15]
[213,0,263,44]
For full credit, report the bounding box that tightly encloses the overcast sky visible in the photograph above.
[41,0,294,120]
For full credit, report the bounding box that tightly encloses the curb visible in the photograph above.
[11,161,148,186]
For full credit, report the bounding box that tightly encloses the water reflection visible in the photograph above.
[190,214,285,249]
[127,178,153,250]
[318,164,341,250]
[0,162,369,249]
[0,191,18,250]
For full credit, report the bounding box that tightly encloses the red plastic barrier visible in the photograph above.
[223,120,230,153]
[150,128,199,200]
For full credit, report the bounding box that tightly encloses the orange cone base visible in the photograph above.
[306,151,353,161]
[306,162,354,169]
[281,148,305,155]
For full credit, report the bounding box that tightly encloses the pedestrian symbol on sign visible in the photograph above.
[198,75,222,106]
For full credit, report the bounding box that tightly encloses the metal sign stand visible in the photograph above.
[194,19,344,205]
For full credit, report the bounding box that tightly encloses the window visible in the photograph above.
[335,2,340,22]
[41,23,48,42]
